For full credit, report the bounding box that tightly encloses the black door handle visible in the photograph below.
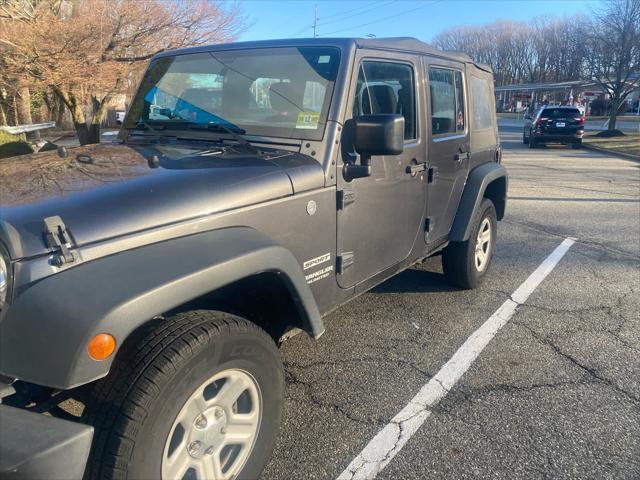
[406,160,427,175]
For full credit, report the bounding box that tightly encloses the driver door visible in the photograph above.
[336,52,426,289]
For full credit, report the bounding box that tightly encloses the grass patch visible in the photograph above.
[583,131,640,158]
[0,130,34,159]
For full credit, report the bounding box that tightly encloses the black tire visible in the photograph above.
[442,198,497,289]
[522,131,529,144]
[529,137,536,149]
[83,310,284,480]
[571,141,582,149]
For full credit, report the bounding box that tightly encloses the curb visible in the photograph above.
[581,143,640,163]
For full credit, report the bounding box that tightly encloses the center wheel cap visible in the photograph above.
[188,406,227,457]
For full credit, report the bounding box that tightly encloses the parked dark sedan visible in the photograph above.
[523,106,585,148]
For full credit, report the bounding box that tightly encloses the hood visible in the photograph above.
[0,142,324,259]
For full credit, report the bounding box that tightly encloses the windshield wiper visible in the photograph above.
[185,122,258,154]
[125,121,169,142]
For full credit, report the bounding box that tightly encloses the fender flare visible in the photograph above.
[449,162,508,241]
[0,227,322,389]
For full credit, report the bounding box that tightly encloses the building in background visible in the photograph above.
[495,75,640,116]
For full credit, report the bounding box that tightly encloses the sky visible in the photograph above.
[238,0,601,42]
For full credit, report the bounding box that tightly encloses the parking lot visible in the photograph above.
[263,128,640,479]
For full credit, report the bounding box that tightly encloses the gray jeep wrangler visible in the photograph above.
[0,38,506,480]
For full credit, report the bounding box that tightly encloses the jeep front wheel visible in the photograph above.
[83,311,284,480]
[442,198,497,289]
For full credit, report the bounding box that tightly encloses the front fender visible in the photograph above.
[449,162,508,241]
[0,227,322,389]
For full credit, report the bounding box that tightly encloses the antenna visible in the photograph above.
[312,4,318,38]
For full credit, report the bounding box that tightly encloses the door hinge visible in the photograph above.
[337,190,356,210]
[427,166,438,184]
[336,252,354,274]
[43,216,77,267]
[424,217,434,232]
[424,217,434,241]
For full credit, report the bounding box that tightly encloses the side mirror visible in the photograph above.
[344,114,404,181]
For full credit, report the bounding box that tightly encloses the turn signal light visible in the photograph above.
[87,333,116,361]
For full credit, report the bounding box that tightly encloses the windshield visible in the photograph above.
[124,47,341,141]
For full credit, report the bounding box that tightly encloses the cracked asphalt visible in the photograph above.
[262,128,640,479]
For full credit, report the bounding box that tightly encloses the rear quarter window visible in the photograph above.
[470,75,493,130]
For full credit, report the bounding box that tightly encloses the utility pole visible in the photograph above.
[312,4,318,38]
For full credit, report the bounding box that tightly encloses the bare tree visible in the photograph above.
[585,0,640,131]
[1,0,246,144]
[431,16,589,86]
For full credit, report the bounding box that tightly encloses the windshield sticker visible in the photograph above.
[305,266,333,284]
[303,252,331,270]
[296,111,320,129]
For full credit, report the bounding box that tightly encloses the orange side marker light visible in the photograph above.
[87,333,116,361]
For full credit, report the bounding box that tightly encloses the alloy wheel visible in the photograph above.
[162,369,262,480]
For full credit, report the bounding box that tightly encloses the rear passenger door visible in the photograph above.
[424,61,470,245]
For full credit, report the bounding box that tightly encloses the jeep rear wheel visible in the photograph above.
[442,198,497,289]
[83,311,284,480]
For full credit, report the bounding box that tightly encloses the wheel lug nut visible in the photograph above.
[194,414,207,429]
[214,407,224,419]
[220,427,227,434]
[205,446,215,455]
[187,440,203,457]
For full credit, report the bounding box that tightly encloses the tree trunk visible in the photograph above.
[54,82,120,145]
[17,86,33,125]
[53,87,96,145]
[608,95,621,131]
[18,86,39,140]
[44,92,66,129]
[0,102,7,126]
[11,94,19,125]
[87,80,121,144]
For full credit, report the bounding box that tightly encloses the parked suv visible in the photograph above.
[0,38,507,480]
[523,105,585,148]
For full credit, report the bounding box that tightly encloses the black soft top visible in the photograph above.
[153,37,492,73]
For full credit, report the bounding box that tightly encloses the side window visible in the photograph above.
[429,68,455,134]
[353,61,416,140]
[428,67,465,135]
[470,74,492,130]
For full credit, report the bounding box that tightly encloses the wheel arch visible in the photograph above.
[449,162,508,242]
[0,227,323,390]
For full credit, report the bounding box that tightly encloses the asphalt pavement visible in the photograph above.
[262,128,640,479]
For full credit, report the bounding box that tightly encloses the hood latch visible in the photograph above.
[43,216,77,267]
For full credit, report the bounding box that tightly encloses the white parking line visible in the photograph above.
[337,237,576,480]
